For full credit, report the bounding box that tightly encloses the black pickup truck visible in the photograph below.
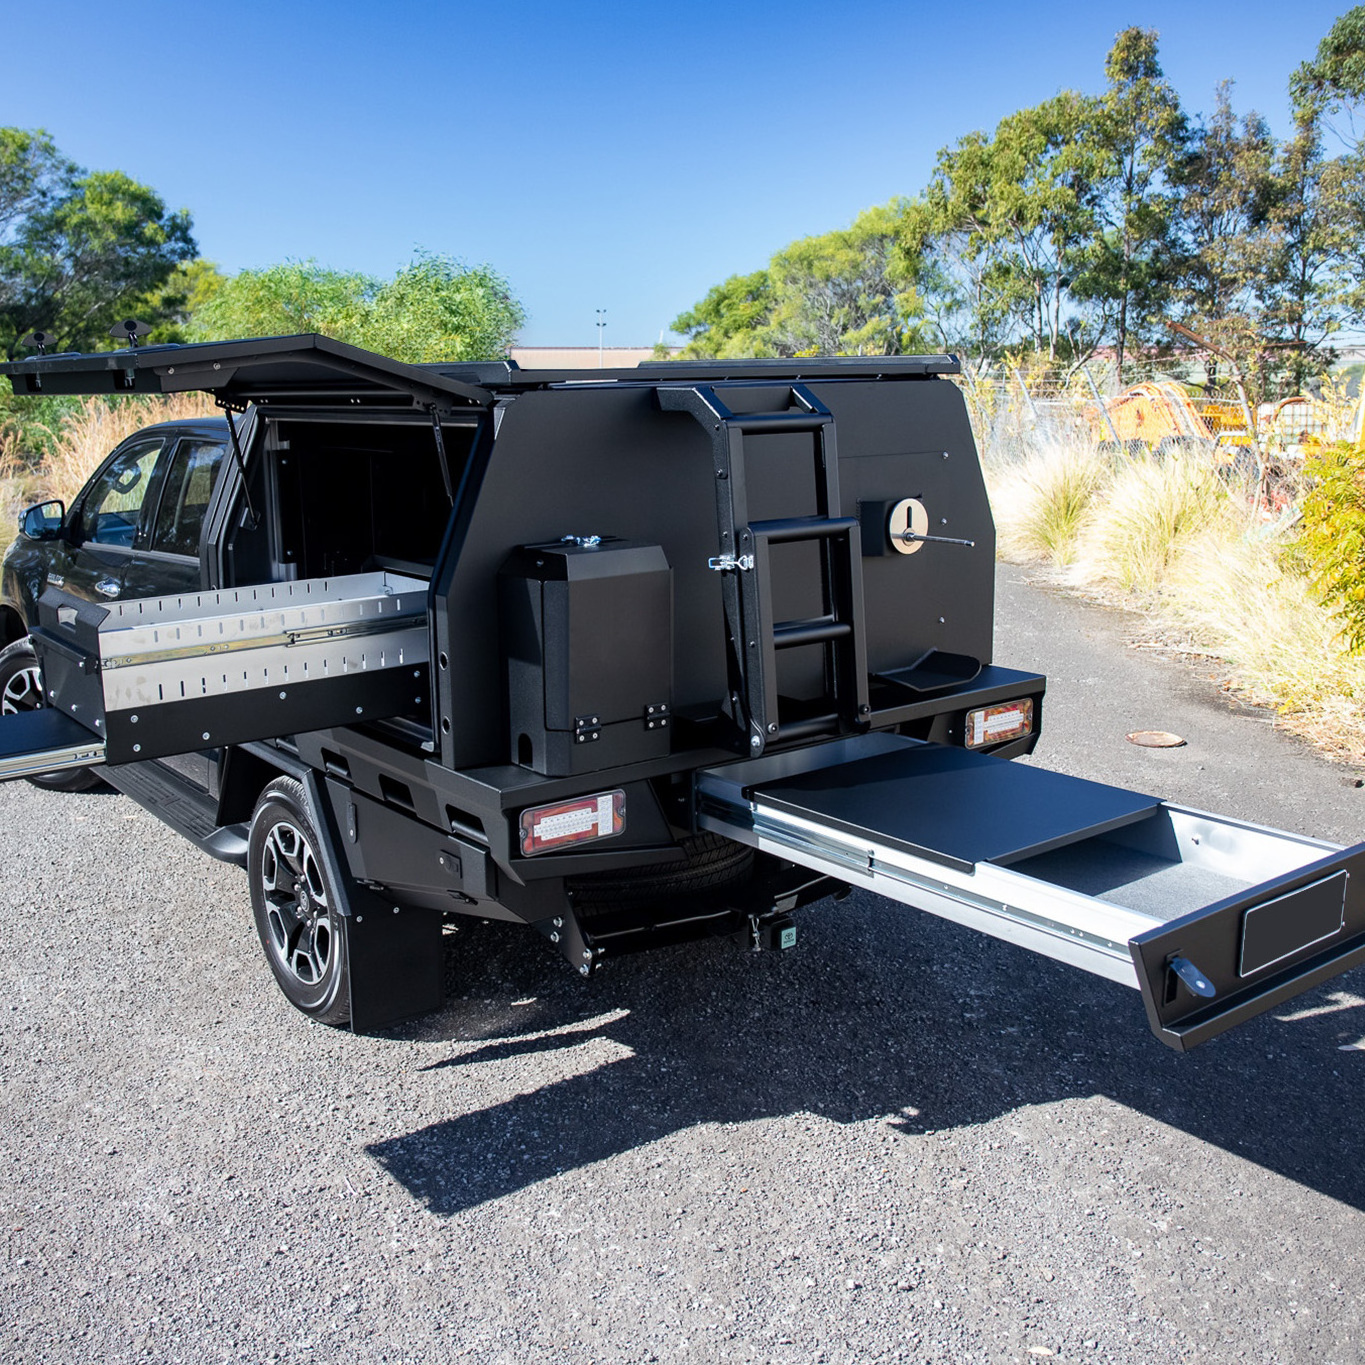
[1,333,1362,1048]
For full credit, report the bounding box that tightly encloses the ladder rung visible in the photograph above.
[750,516,858,545]
[773,617,852,649]
[730,412,832,434]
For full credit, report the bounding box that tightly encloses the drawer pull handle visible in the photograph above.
[1170,955,1217,998]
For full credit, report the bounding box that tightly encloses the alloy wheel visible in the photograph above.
[1,663,43,716]
[259,819,334,985]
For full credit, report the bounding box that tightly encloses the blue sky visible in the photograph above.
[1,1,1353,346]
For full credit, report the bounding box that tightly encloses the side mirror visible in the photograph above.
[19,500,65,542]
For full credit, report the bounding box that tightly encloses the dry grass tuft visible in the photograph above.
[41,392,217,504]
[991,438,1106,565]
[1160,520,1365,760]
[979,422,1365,764]
[1067,453,1225,597]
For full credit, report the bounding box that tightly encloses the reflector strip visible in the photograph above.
[966,698,1034,749]
[519,790,626,856]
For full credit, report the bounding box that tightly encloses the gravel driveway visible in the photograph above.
[2,564,1362,1364]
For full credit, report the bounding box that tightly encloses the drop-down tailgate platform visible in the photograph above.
[0,571,430,775]
[697,734,1365,1050]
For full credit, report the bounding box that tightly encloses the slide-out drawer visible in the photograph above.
[30,571,429,764]
[696,734,1365,1049]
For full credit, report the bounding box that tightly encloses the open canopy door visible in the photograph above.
[0,334,493,412]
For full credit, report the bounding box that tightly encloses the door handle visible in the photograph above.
[96,578,120,598]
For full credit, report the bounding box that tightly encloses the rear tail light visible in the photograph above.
[965,699,1034,749]
[519,790,625,856]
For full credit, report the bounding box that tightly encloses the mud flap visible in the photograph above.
[301,769,445,1033]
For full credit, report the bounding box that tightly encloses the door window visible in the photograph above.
[150,439,227,557]
[79,438,165,548]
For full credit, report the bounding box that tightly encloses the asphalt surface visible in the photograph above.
[2,563,1363,1364]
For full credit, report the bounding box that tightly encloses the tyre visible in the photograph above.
[0,639,104,792]
[247,777,351,1026]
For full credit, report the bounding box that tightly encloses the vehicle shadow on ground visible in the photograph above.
[367,891,1365,1216]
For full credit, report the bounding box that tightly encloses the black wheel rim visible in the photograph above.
[260,819,334,985]
[1,662,42,716]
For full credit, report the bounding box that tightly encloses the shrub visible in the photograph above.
[1298,440,1365,652]
[990,438,1105,564]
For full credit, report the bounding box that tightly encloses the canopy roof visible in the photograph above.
[1,334,960,412]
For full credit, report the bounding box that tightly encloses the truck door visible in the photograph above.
[119,435,226,601]
[56,435,168,606]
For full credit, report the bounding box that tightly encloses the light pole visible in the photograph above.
[596,309,606,367]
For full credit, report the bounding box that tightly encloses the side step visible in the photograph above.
[697,733,1365,1050]
[103,760,248,865]
[0,707,105,782]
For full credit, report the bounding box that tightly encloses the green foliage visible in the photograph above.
[1292,6,1365,138]
[672,15,1365,392]
[1299,440,1365,650]
[1172,83,1275,324]
[190,254,524,362]
[141,258,227,344]
[764,200,939,356]
[671,203,940,359]
[1260,109,1343,391]
[0,128,73,239]
[927,90,1099,359]
[0,128,197,358]
[1068,29,1188,381]
[671,270,775,358]
[362,255,524,363]
[189,260,371,341]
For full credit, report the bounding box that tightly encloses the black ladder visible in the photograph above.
[659,382,869,757]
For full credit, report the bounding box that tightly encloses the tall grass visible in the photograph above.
[0,393,216,556]
[973,398,1365,762]
[1066,454,1224,595]
[991,438,1106,565]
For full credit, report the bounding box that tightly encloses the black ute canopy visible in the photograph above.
[1,334,961,412]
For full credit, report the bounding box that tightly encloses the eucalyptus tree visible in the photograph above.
[0,127,197,359]
[1292,4,1365,150]
[927,91,1101,360]
[671,270,776,358]
[1070,28,1188,384]
[1173,83,1276,327]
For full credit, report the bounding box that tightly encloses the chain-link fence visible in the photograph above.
[954,358,1360,516]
